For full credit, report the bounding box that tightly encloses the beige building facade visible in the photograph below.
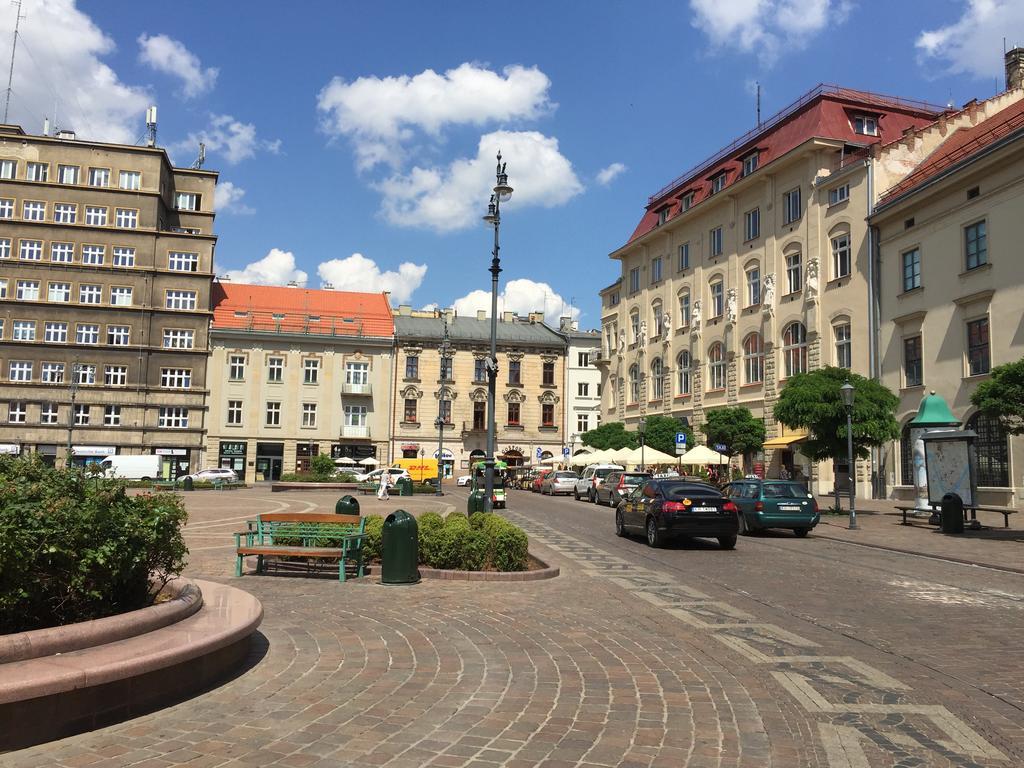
[0,123,217,475]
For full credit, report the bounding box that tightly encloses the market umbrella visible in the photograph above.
[334,456,356,465]
[626,446,678,466]
[678,445,729,465]
[358,457,379,466]
[604,447,635,465]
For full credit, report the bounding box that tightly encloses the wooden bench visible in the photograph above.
[153,480,177,491]
[896,503,1018,528]
[212,478,242,490]
[356,482,378,495]
[234,513,366,581]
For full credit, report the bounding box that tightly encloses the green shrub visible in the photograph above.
[336,472,357,482]
[0,455,188,634]
[417,512,444,563]
[310,453,336,480]
[491,522,529,571]
[461,528,490,570]
[362,515,384,560]
[412,511,528,572]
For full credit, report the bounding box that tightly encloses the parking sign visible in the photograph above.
[675,432,688,445]
[536,447,543,459]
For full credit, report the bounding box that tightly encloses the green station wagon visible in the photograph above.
[724,480,820,537]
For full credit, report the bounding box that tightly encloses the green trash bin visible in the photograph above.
[381,509,420,585]
[335,495,360,515]
[396,476,414,496]
[467,490,484,515]
[181,476,194,492]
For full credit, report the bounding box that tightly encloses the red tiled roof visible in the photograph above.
[211,282,394,338]
[876,97,1024,207]
[623,84,944,248]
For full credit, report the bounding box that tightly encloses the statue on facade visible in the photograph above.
[662,312,672,337]
[618,329,626,354]
[762,274,775,316]
[638,320,647,347]
[726,288,738,324]
[691,300,702,333]
[806,257,820,299]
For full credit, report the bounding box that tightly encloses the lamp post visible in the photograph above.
[65,363,81,468]
[482,152,512,513]
[436,319,451,496]
[638,417,647,472]
[434,416,445,496]
[840,380,857,530]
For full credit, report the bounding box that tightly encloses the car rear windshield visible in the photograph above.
[622,474,648,485]
[660,482,720,500]
[763,483,810,498]
[594,468,617,479]
[555,472,578,479]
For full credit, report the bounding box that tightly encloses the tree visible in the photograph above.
[971,357,1024,435]
[773,367,898,506]
[700,407,766,458]
[637,415,694,457]
[580,422,637,450]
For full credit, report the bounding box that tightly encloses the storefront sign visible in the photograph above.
[220,442,247,456]
[72,446,115,457]
[0,443,20,454]
[154,448,187,456]
[433,448,454,460]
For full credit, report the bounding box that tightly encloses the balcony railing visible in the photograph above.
[341,425,370,439]
[342,381,372,395]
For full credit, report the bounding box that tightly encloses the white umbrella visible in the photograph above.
[678,445,729,465]
[358,457,379,466]
[631,446,679,465]
[334,456,356,465]
[540,456,560,465]
[605,447,635,465]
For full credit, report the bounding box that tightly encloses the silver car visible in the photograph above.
[542,471,579,496]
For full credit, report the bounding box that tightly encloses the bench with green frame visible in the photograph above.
[895,503,1018,528]
[234,512,366,581]
[356,482,378,495]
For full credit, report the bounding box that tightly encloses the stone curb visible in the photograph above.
[361,554,558,582]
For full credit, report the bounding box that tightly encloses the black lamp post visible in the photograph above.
[65,362,82,467]
[482,152,512,513]
[840,380,857,530]
[638,417,647,472]
[436,318,451,497]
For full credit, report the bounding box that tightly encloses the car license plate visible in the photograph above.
[692,506,717,512]
[779,505,800,511]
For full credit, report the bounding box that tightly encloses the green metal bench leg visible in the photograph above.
[235,554,243,577]
[356,548,364,578]
[256,555,264,574]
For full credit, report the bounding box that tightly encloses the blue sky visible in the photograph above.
[3,1,1021,327]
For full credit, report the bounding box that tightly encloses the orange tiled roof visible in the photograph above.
[211,282,394,338]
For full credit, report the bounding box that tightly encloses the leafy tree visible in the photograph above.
[971,357,1024,435]
[310,453,337,479]
[580,422,637,450]
[700,407,766,458]
[638,414,694,456]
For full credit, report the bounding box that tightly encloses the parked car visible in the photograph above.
[724,479,820,537]
[595,471,651,507]
[615,478,739,549]
[541,470,579,496]
[531,469,554,493]
[573,463,625,502]
[183,467,238,483]
[457,474,472,487]
[355,467,410,484]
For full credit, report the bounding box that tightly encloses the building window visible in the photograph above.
[0,159,14,179]
[159,407,189,429]
[114,208,138,228]
[160,368,191,388]
[834,323,852,369]
[75,365,96,385]
[629,267,640,293]
[898,423,915,486]
[828,184,850,205]
[902,248,921,291]
[746,265,760,306]
[679,292,690,327]
[577,352,590,367]
[964,220,987,270]
[12,320,35,341]
[0,279,5,299]
[709,280,724,318]
[265,402,281,426]
[853,115,877,135]
[741,152,759,177]
[711,172,726,194]
[832,233,851,278]
[303,358,321,384]
[53,203,76,223]
[0,198,13,219]
[84,206,108,226]
[629,364,640,403]
[26,161,48,181]
[118,170,141,190]
[104,405,121,427]
[651,358,663,399]
[8,361,32,381]
[7,402,26,424]
[16,280,40,301]
[226,355,245,380]
[168,251,199,272]
[227,400,243,426]
[111,286,133,306]
[268,357,284,382]
[474,358,487,382]
[162,329,194,349]
[542,361,555,386]
[40,403,58,425]
[652,302,664,337]
[404,398,418,423]
[71,404,90,426]
[630,311,640,344]
[23,201,45,221]
[967,318,990,376]
[0,238,9,259]
[708,343,726,390]
[783,322,807,378]
[507,401,521,425]
[345,361,369,388]
[104,366,128,386]
[786,252,802,293]
[345,405,368,427]
[678,242,690,271]
[50,242,74,262]
[165,290,197,310]
[677,351,691,395]
[302,403,317,428]
[509,359,522,385]
[405,355,419,379]
[80,284,102,304]
[81,244,105,265]
[577,413,589,433]
[709,226,723,257]
[473,400,485,430]
[657,209,669,226]
[904,336,922,387]
[19,239,42,260]
[44,321,68,342]
[576,382,589,399]
[88,167,109,187]
[175,192,200,211]
[743,333,764,384]
[76,324,99,344]
[783,187,801,224]
[681,191,694,211]
[107,325,131,346]
[744,208,760,241]
[967,411,1009,487]
[542,403,555,426]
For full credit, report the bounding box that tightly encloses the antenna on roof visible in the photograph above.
[322,281,334,290]
[3,0,25,125]
[145,106,157,147]
[191,142,205,170]
[756,81,762,128]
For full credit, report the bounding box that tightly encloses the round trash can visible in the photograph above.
[467,490,484,515]
[396,476,414,496]
[181,476,194,492]
[940,492,965,534]
[381,509,420,585]
[335,495,360,515]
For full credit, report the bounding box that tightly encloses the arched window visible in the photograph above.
[743,332,763,384]
[628,364,640,403]
[831,228,852,279]
[678,290,691,327]
[745,262,761,306]
[709,279,724,318]
[630,310,640,344]
[967,411,1009,487]
[786,250,803,293]
[783,322,807,378]
[652,300,663,338]
[677,350,691,395]
[900,423,914,486]
[651,358,663,399]
[708,342,726,390]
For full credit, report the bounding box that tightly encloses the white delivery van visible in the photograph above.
[99,455,163,481]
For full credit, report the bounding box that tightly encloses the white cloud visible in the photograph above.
[175,114,281,165]
[689,0,850,64]
[317,253,427,304]
[0,0,149,143]
[222,249,307,285]
[214,181,254,215]
[137,33,218,98]
[317,63,554,171]
[375,130,583,232]
[596,162,627,186]
[452,278,580,326]
[917,1,1024,80]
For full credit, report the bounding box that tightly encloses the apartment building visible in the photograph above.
[204,283,394,483]
[391,307,567,474]
[0,123,216,474]
[557,317,602,449]
[596,86,943,496]
[872,72,1024,506]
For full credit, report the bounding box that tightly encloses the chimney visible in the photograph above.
[398,304,412,316]
[502,311,515,323]
[1006,47,1024,91]
[42,117,49,136]
[476,310,486,320]
[528,312,544,324]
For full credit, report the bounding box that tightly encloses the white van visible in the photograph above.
[99,455,163,481]
[573,463,625,502]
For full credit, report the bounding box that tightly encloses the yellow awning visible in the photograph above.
[763,432,809,448]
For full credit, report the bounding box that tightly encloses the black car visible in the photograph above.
[615,478,739,549]
[595,471,651,507]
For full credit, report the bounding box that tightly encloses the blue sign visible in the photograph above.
[536,447,543,459]
[675,432,688,445]
[714,443,728,452]
[562,446,570,457]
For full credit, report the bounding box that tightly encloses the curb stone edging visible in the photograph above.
[417,561,560,581]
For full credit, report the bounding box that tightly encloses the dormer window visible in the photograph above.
[681,191,695,211]
[741,152,759,177]
[657,208,669,226]
[853,115,878,136]
[711,173,727,194]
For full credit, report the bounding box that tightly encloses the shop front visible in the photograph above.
[219,441,247,474]
[152,448,191,479]
[36,445,57,467]
[296,442,320,473]
[71,445,116,468]
[400,443,420,459]
[256,442,284,482]
[0,443,21,458]
[433,447,454,478]
[332,443,377,461]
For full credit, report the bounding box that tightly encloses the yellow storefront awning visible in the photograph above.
[763,432,809,449]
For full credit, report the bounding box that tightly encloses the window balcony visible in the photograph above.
[341,425,370,439]
[342,381,372,395]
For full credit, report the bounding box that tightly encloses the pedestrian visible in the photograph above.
[377,468,390,500]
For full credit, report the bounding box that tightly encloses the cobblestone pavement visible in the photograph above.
[7,486,1024,767]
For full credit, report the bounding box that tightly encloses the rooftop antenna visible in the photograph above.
[190,142,205,170]
[3,0,25,124]
[145,105,157,147]
[756,81,762,128]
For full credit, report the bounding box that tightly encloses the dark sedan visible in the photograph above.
[595,471,651,507]
[615,478,739,549]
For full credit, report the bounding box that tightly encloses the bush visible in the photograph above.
[411,511,529,572]
[490,522,528,571]
[310,453,336,480]
[362,515,384,560]
[0,456,188,634]
[417,512,445,564]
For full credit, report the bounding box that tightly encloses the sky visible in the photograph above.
[1,0,1021,329]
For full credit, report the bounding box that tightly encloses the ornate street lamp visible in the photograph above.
[65,362,82,467]
[482,152,512,512]
[436,319,451,497]
[840,380,857,530]
[638,417,647,472]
